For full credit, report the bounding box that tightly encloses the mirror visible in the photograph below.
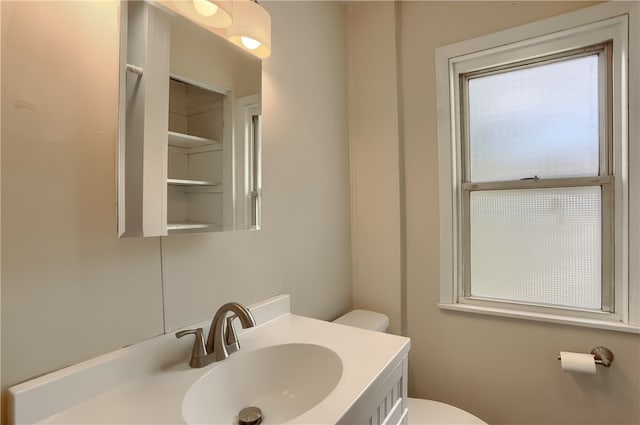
[118,1,262,237]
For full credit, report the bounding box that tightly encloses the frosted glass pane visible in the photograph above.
[469,187,601,310]
[468,55,600,182]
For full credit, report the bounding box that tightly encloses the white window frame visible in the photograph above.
[436,1,640,333]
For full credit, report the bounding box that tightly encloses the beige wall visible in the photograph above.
[0,1,351,421]
[347,1,640,424]
[347,1,403,335]
[2,1,165,398]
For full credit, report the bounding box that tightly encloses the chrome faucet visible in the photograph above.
[175,302,256,368]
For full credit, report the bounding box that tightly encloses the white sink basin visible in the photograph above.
[181,343,343,425]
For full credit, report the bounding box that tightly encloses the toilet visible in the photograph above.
[334,310,488,425]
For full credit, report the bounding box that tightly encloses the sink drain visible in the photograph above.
[238,406,263,425]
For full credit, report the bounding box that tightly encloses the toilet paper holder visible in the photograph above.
[557,346,614,367]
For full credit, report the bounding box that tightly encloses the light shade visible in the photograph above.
[227,0,271,58]
[172,0,233,29]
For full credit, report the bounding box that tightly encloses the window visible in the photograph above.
[436,3,640,332]
[463,44,612,313]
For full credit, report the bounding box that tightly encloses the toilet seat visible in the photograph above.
[407,398,487,425]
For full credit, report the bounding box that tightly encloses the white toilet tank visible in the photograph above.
[333,309,389,332]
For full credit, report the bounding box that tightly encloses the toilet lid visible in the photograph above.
[407,398,487,425]
[333,310,389,332]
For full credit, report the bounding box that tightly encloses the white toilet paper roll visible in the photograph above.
[560,351,597,374]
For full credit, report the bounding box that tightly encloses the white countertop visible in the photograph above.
[9,295,410,425]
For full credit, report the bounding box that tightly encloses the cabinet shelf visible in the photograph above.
[168,131,220,149]
[167,178,217,186]
[167,222,223,233]
[167,179,222,193]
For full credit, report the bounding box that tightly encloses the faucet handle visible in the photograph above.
[176,328,207,368]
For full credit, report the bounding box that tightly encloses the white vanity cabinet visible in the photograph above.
[339,353,409,425]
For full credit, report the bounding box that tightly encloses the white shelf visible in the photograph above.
[167,222,222,232]
[167,178,216,186]
[168,131,220,149]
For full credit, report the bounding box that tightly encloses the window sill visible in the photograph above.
[438,302,640,334]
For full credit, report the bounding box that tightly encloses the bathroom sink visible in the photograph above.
[181,343,343,425]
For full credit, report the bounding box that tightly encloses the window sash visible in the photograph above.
[459,42,613,183]
[461,177,615,313]
[458,44,615,314]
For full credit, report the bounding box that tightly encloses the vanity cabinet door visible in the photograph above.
[339,354,408,425]
[118,1,170,237]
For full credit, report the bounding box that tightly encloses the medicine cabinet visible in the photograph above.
[118,0,262,237]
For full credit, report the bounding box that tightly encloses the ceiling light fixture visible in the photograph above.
[172,0,233,29]
[226,0,271,58]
